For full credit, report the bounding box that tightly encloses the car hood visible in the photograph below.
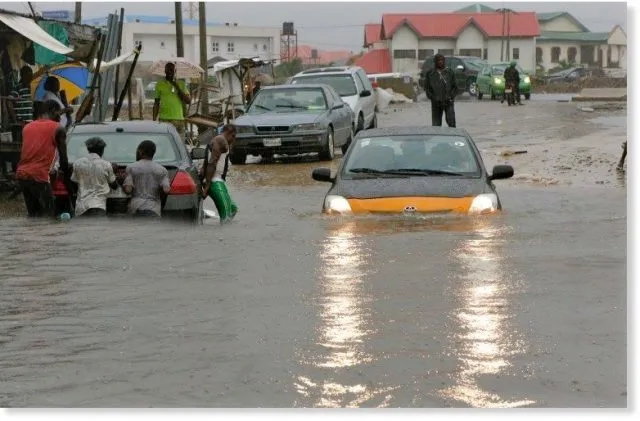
[236,111,325,126]
[333,176,486,199]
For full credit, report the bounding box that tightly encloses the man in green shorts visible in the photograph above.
[153,62,191,138]
[202,124,238,224]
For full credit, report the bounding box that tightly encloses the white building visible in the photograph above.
[535,12,627,71]
[80,15,282,65]
[361,12,540,77]
[120,22,281,65]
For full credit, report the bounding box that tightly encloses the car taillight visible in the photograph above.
[371,81,379,89]
[169,171,197,195]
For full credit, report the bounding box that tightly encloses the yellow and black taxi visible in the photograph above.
[311,126,514,215]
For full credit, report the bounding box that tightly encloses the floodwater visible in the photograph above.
[0,100,626,408]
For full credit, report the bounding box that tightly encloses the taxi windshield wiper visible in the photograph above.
[252,104,272,111]
[383,168,465,176]
[348,168,408,177]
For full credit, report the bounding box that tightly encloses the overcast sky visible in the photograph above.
[1,1,628,51]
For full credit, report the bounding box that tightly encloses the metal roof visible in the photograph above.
[538,30,609,42]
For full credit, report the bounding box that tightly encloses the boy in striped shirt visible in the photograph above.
[9,66,34,125]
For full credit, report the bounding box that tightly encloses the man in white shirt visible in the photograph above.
[70,137,119,217]
[42,76,73,130]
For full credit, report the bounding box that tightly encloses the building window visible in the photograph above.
[438,49,454,56]
[483,48,488,59]
[393,49,416,59]
[160,41,165,49]
[253,44,258,51]
[568,47,577,63]
[418,49,434,60]
[263,44,268,51]
[512,48,520,60]
[212,41,219,52]
[551,46,561,62]
[536,47,543,63]
[227,42,235,52]
[459,48,482,58]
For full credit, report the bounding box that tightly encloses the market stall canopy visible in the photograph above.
[0,11,73,55]
[90,49,136,72]
[0,9,100,63]
[212,57,273,74]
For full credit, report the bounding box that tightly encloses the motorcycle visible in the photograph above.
[504,82,516,106]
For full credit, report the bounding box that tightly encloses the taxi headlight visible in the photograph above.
[324,195,352,214]
[494,77,503,84]
[469,193,498,215]
[524,76,531,84]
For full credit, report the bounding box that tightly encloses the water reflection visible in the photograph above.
[439,223,535,407]
[294,222,397,407]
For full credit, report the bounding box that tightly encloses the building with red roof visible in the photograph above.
[281,44,352,66]
[363,4,626,76]
[362,8,541,75]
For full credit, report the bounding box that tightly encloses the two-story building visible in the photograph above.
[82,15,281,66]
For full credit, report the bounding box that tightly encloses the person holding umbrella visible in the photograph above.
[153,62,191,138]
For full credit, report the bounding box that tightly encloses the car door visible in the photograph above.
[327,87,350,145]
[449,57,467,93]
[356,69,376,122]
[477,65,488,93]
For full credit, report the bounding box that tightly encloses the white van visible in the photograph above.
[289,67,377,133]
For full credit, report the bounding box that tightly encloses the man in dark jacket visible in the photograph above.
[424,54,458,127]
[502,60,523,105]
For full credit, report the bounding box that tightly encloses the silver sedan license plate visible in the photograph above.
[263,138,282,147]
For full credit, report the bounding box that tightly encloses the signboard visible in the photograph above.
[41,10,74,21]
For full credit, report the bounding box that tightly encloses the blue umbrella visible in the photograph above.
[31,61,89,102]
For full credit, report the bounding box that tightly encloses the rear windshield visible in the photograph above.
[291,74,358,97]
[67,132,179,164]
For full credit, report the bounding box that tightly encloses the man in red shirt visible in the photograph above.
[15,100,69,217]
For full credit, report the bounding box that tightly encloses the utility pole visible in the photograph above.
[175,2,184,58]
[497,8,516,62]
[74,2,82,24]
[198,2,208,115]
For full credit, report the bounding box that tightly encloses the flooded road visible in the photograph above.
[0,99,626,407]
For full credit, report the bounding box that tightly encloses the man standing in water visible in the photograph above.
[202,124,238,224]
[71,137,119,217]
[123,140,171,217]
[15,100,69,217]
[153,62,191,138]
[424,54,457,127]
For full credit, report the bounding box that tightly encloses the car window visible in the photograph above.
[326,87,342,106]
[357,69,374,91]
[424,57,434,70]
[343,134,480,176]
[290,74,358,96]
[247,88,328,113]
[464,59,485,71]
[67,132,179,164]
[352,73,364,92]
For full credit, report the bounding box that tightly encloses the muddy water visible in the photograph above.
[0,99,626,407]
[0,183,626,408]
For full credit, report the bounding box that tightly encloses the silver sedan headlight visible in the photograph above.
[324,195,352,215]
[468,193,499,215]
[293,123,323,131]
[235,125,254,134]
